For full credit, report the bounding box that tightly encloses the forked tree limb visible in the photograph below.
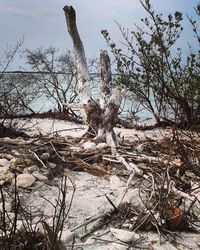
[63,6,122,149]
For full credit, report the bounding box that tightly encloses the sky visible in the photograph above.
[0,0,199,70]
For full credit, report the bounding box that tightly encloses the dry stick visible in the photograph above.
[64,103,84,109]
[80,214,121,240]
[49,141,66,162]
[117,172,136,206]
[129,162,149,179]
[29,149,47,168]
[70,158,195,234]
[0,137,33,145]
[117,156,148,177]
[134,211,151,231]
[50,119,56,134]
[71,157,150,233]
[71,210,114,232]
[91,236,129,247]
[49,127,84,135]
[116,156,136,205]
[72,156,147,231]
[102,157,120,163]
[105,194,117,211]
[147,173,156,204]
[116,154,150,206]
[172,186,196,202]
[161,168,198,202]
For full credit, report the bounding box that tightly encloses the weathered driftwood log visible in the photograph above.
[63,6,122,149]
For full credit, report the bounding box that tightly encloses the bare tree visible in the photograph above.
[0,40,38,137]
[0,40,23,77]
[0,41,23,119]
[63,6,123,149]
[25,48,77,114]
[0,73,38,118]
[0,40,37,119]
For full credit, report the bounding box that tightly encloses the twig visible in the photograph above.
[117,172,135,207]
[105,194,117,211]
[91,236,129,246]
[102,157,120,163]
[80,214,122,240]
[49,141,66,162]
[172,186,196,201]
[29,149,47,168]
[48,127,84,135]
[71,210,114,232]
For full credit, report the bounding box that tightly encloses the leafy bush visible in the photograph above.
[102,0,200,128]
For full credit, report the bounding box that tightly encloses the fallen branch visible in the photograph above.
[29,149,47,169]
[63,103,84,109]
[172,186,197,202]
[0,137,33,145]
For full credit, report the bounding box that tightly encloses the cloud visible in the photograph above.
[0,7,39,19]
[0,0,199,69]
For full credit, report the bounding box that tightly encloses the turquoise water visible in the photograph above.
[30,76,155,125]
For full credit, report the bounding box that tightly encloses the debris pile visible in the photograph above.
[0,127,199,249]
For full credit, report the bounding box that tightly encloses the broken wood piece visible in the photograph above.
[63,103,84,109]
[117,156,133,171]
[135,154,168,165]
[129,162,149,179]
[0,137,33,145]
[117,172,135,206]
[117,155,148,178]
[172,186,196,201]
[29,149,47,169]
[102,157,120,163]
[71,209,114,232]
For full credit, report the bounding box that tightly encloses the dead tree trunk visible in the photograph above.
[63,6,122,149]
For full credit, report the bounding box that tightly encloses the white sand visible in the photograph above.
[15,118,172,140]
[2,118,200,249]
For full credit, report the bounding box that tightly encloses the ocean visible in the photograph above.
[30,75,155,125]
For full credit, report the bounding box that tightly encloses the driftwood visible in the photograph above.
[0,126,199,244]
[63,6,122,149]
[0,6,198,245]
[0,137,33,145]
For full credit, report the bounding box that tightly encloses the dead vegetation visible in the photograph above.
[0,126,199,249]
[0,175,75,250]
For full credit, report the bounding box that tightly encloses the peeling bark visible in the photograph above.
[63,6,91,105]
[63,6,122,148]
[99,51,112,109]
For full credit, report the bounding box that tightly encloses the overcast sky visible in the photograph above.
[0,0,199,69]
